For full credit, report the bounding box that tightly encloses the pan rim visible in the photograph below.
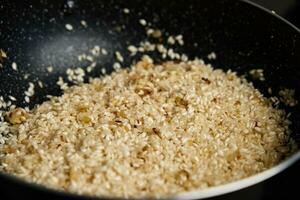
[1,152,299,200]
[242,0,300,34]
[173,151,300,199]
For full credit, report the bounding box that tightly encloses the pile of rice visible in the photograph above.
[0,58,297,198]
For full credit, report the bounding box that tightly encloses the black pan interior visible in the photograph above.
[0,0,300,199]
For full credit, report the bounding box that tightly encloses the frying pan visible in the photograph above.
[0,0,300,199]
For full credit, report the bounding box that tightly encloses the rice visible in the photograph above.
[0,58,297,198]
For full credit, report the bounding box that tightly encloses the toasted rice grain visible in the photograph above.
[123,8,130,14]
[249,69,265,81]
[139,19,147,26]
[80,20,88,27]
[65,24,73,31]
[279,88,298,107]
[11,62,18,71]
[0,59,297,198]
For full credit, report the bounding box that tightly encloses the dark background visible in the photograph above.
[250,0,300,200]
